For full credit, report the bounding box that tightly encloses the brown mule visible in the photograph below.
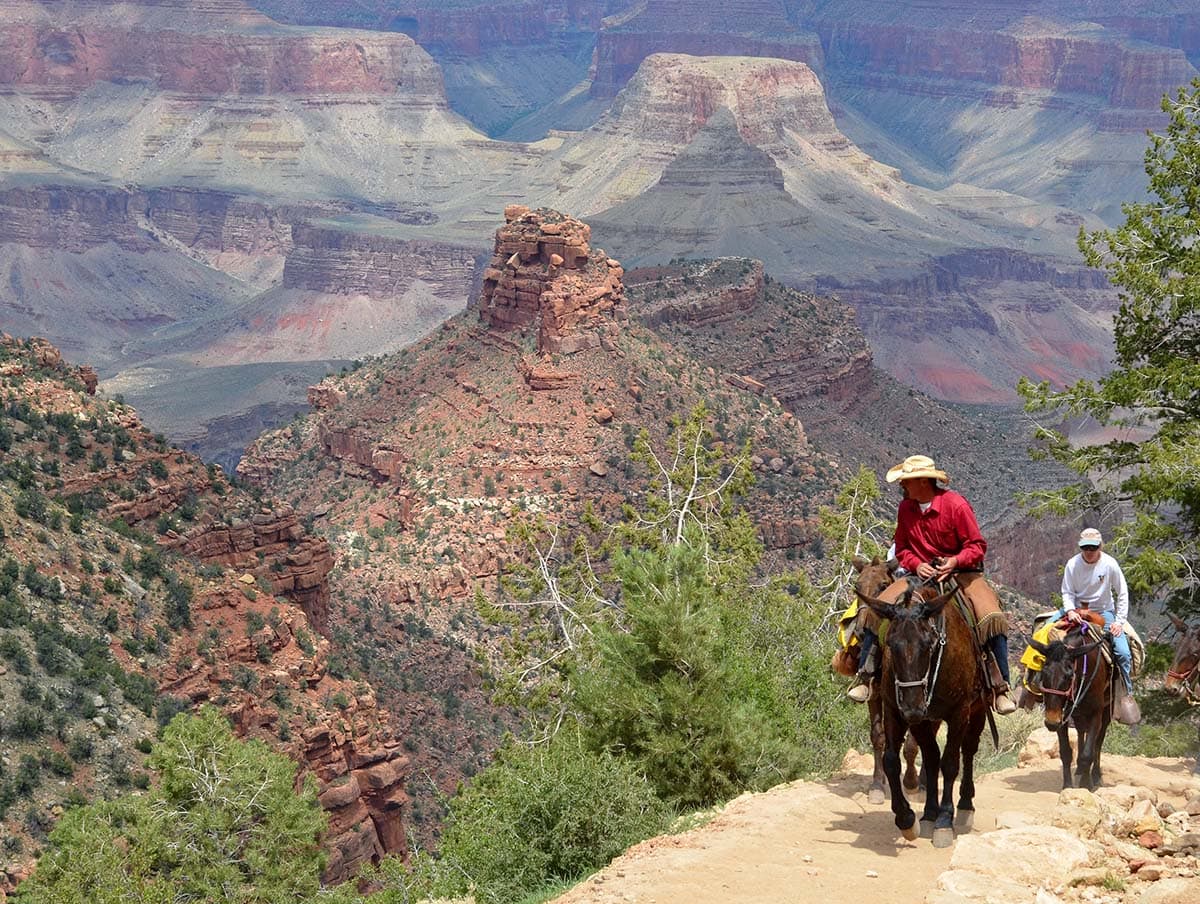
[1029,623,1111,790]
[858,578,987,848]
[851,557,929,803]
[1164,614,1200,776]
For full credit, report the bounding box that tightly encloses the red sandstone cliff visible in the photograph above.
[590,1,1199,117]
[260,0,617,55]
[0,332,409,883]
[238,209,823,842]
[480,205,627,355]
[811,4,1197,118]
[0,0,444,97]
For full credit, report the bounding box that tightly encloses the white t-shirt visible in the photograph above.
[1061,551,1129,625]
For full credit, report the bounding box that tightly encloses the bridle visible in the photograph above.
[1040,624,1101,720]
[1167,653,1200,703]
[892,574,949,711]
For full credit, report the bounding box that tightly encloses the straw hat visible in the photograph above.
[1078,528,1103,548]
[885,454,950,484]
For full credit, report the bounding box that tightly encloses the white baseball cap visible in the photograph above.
[1078,528,1103,548]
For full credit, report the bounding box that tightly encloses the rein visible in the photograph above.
[1043,624,1101,719]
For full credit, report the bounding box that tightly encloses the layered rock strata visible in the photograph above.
[0,0,440,96]
[811,3,1197,120]
[480,205,626,355]
[255,0,614,52]
[592,1,825,97]
[161,586,410,883]
[283,225,482,297]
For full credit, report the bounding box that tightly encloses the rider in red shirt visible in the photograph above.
[848,455,1016,714]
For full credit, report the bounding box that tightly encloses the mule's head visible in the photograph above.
[857,584,954,722]
[1030,629,1101,730]
[852,555,892,600]
[1165,614,1200,697]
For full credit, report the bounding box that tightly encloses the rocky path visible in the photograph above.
[552,734,1200,904]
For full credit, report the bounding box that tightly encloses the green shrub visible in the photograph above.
[19,708,326,903]
[433,730,671,904]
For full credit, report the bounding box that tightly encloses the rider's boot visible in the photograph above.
[847,643,877,703]
[987,634,1017,715]
[1114,671,1141,725]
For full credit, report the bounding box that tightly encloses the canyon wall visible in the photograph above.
[589,2,1199,116]
[254,0,617,52]
[811,7,1196,120]
[0,185,152,252]
[0,1,442,97]
[284,225,483,297]
[592,1,825,97]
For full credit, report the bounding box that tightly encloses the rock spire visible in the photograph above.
[479,206,626,355]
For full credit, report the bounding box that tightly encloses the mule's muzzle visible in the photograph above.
[902,704,929,723]
[1044,715,1063,732]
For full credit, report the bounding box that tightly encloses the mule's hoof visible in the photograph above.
[868,787,885,805]
[919,819,935,839]
[932,827,955,848]
[901,825,918,841]
[954,810,974,833]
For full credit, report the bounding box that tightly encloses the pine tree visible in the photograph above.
[17,707,326,903]
[1019,78,1200,615]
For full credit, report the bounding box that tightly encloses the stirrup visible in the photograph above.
[992,685,1017,715]
[847,675,872,703]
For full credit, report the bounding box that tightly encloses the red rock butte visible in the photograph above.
[480,206,627,356]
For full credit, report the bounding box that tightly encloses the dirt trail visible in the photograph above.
[551,749,1200,904]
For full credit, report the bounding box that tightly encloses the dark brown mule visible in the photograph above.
[1164,614,1200,775]
[858,580,987,848]
[852,557,925,803]
[1165,614,1200,702]
[1029,622,1111,790]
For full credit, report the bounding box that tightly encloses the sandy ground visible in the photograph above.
[551,752,1200,904]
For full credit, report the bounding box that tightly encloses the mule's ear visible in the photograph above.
[1029,637,1051,656]
[919,587,956,616]
[871,555,882,566]
[852,555,868,573]
[1169,613,1189,633]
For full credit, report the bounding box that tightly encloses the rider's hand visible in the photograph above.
[916,561,937,579]
[1111,621,1125,637]
[934,556,958,580]
[1065,609,1082,624]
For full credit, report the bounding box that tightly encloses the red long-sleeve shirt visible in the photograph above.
[894,488,987,573]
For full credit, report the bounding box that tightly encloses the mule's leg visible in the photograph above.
[1057,725,1074,789]
[911,722,941,839]
[882,711,917,839]
[1076,718,1096,792]
[869,692,887,804]
[1092,712,1111,789]
[902,729,921,792]
[955,706,985,833]
[931,718,962,848]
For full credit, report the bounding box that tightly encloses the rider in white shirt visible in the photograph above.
[1058,528,1139,724]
